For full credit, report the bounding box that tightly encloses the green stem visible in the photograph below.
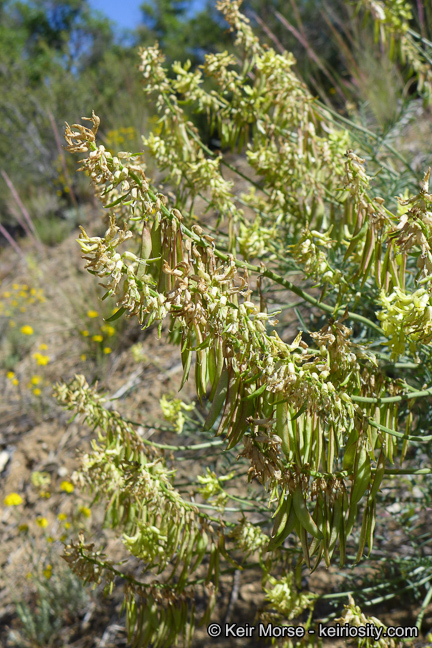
[142,438,225,452]
[314,102,417,178]
[384,468,432,475]
[407,27,432,49]
[416,583,432,631]
[352,385,432,404]
[368,418,432,443]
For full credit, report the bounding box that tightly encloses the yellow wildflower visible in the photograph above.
[7,371,15,379]
[103,347,112,354]
[47,536,54,543]
[79,506,91,518]
[101,324,115,336]
[64,522,71,529]
[21,325,33,335]
[60,481,74,493]
[43,565,52,579]
[33,388,42,396]
[80,330,89,337]
[38,343,48,350]
[92,334,103,342]
[57,513,68,521]
[4,493,23,506]
[31,375,42,385]
[12,283,19,290]
[36,516,48,528]
[12,378,19,386]
[33,352,50,365]
[3,291,10,297]
[87,310,99,318]
[80,354,87,361]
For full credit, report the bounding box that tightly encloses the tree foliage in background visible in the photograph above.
[0,0,144,221]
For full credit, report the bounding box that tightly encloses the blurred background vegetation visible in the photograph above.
[1,0,431,245]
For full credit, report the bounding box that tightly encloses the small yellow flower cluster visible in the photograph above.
[79,310,116,357]
[23,374,45,396]
[5,343,51,398]
[60,480,74,493]
[4,492,23,506]
[36,516,48,528]
[0,283,45,321]
[43,564,52,579]
[32,351,50,365]
[106,126,136,149]
[6,371,19,386]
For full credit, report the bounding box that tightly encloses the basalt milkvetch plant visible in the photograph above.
[55,0,432,644]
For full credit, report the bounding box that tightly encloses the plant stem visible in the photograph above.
[352,385,432,404]
[368,418,432,443]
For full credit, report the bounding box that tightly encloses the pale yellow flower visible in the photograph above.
[21,325,33,335]
[87,310,99,318]
[103,347,112,354]
[92,334,103,342]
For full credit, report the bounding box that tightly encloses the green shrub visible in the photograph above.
[53,1,432,646]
